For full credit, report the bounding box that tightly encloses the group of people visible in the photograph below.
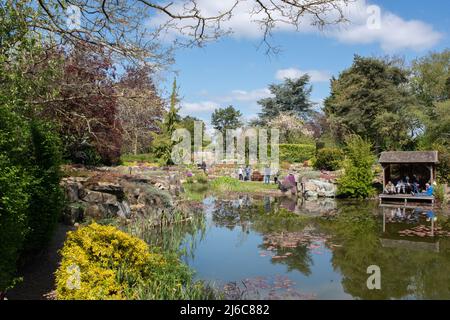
[237,165,252,182]
[237,165,280,185]
[384,174,435,196]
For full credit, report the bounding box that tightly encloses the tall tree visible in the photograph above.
[411,49,450,111]
[117,66,164,155]
[267,112,313,144]
[151,79,181,165]
[324,56,417,152]
[258,75,314,122]
[211,106,243,132]
[42,43,123,165]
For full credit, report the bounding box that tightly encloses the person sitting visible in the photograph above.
[411,175,420,194]
[384,181,396,194]
[278,173,297,195]
[404,176,412,193]
[414,183,434,197]
[396,180,405,194]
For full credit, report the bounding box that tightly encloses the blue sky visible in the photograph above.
[158,0,450,125]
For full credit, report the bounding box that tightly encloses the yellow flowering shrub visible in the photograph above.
[55,223,165,300]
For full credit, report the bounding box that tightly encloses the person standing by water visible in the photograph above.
[245,165,251,181]
[238,166,244,181]
[273,167,279,184]
[263,165,271,184]
[200,161,207,174]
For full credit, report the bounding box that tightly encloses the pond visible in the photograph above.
[145,195,450,300]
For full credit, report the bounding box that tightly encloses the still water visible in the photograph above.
[147,195,450,300]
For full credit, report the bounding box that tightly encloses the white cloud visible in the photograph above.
[220,88,273,102]
[332,3,443,52]
[148,0,442,52]
[180,88,272,118]
[180,101,219,115]
[276,68,331,82]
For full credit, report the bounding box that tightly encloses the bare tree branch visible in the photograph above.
[17,0,352,63]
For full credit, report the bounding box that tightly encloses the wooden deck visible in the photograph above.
[379,194,435,206]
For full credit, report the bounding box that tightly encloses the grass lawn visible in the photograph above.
[210,177,279,193]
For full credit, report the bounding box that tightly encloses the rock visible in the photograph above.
[116,201,131,219]
[62,204,84,225]
[84,204,105,219]
[305,190,319,199]
[61,179,83,202]
[303,179,336,198]
[81,190,117,204]
[304,182,318,192]
[84,201,131,220]
[88,182,125,201]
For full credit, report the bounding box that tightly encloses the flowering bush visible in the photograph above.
[55,223,158,300]
[55,223,217,300]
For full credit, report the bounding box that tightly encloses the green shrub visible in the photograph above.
[0,113,63,291]
[25,121,64,250]
[314,147,344,171]
[196,173,208,184]
[0,3,63,292]
[433,143,450,184]
[434,183,448,207]
[0,157,31,291]
[279,144,316,163]
[337,135,375,199]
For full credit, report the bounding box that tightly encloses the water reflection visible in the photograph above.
[144,195,450,300]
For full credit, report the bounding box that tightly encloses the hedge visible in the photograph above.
[279,144,316,163]
[0,111,63,291]
[314,147,344,171]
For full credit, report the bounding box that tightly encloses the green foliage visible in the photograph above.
[151,79,181,165]
[0,3,63,291]
[0,156,31,291]
[433,183,448,207]
[211,105,243,132]
[324,56,417,151]
[258,75,314,122]
[196,173,209,184]
[120,153,158,164]
[411,49,450,109]
[178,116,207,148]
[337,135,375,199]
[314,147,344,171]
[417,100,450,183]
[25,121,64,250]
[55,223,217,300]
[279,144,316,163]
